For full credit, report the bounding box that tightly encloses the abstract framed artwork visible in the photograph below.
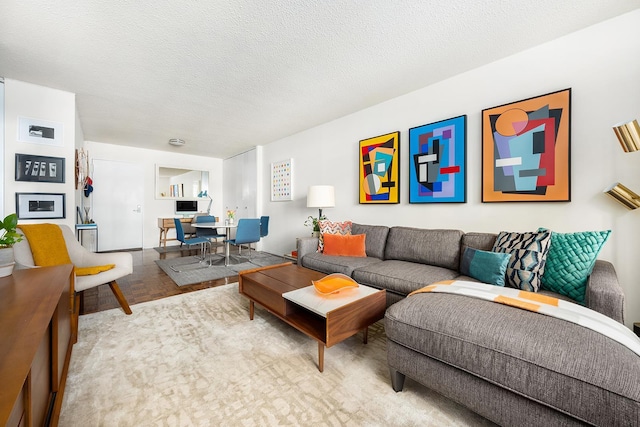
[482,88,571,202]
[271,158,293,201]
[359,131,400,204]
[15,153,65,183]
[409,115,466,203]
[16,192,66,219]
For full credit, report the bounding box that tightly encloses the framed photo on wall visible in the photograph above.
[359,131,400,204]
[17,116,64,147]
[16,193,66,219]
[15,153,65,183]
[482,88,571,202]
[409,115,467,203]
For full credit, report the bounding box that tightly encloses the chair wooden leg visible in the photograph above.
[108,280,132,315]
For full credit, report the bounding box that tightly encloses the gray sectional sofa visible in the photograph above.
[296,223,640,426]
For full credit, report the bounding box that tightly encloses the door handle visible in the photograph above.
[133,205,141,213]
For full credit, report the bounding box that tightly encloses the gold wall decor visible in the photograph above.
[613,119,640,153]
[604,182,640,210]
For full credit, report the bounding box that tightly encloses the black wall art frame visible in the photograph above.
[15,153,65,183]
[16,192,66,219]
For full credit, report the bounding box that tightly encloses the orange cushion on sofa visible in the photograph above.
[322,233,367,257]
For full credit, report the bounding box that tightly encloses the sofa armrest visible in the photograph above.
[296,237,319,264]
[585,260,625,324]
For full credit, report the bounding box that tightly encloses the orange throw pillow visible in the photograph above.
[322,233,367,257]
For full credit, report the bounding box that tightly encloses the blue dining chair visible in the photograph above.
[194,215,226,246]
[170,218,211,272]
[225,218,261,260]
[260,216,269,239]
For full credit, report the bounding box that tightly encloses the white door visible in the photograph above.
[92,159,144,251]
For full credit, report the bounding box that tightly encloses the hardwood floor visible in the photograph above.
[80,245,238,315]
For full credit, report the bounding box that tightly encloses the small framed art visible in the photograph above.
[359,131,400,204]
[482,88,571,202]
[15,153,65,183]
[409,115,466,203]
[271,158,293,201]
[16,193,66,219]
[17,116,64,147]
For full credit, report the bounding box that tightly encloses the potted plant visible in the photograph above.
[0,213,23,277]
[226,207,237,224]
[304,215,326,237]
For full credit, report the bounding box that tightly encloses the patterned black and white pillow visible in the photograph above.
[491,230,552,292]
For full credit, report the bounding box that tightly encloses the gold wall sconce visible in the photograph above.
[613,119,640,152]
[605,183,640,210]
[605,119,640,210]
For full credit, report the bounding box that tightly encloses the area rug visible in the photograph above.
[59,284,492,426]
[155,251,285,286]
[153,245,194,254]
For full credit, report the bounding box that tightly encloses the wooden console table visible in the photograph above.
[157,217,195,248]
[0,264,76,427]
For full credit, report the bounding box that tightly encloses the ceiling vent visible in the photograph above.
[168,138,186,147]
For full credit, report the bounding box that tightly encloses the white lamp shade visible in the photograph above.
[307,185,335,208]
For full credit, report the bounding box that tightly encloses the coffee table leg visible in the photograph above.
[363,326,368,344]
[318,343,324,373]
[249,301,254,320]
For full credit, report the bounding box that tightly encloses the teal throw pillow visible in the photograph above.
[539,228,611,304]
[460,247,511,286]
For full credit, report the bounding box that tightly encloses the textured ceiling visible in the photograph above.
[1,1,638,158]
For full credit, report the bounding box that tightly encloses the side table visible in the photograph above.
[75,223,98,252]
[283,253,297,264]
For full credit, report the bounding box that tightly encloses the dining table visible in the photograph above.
[191,221,238,266]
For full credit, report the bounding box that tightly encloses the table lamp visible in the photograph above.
[198,190,213,215]
[307,185,335,218]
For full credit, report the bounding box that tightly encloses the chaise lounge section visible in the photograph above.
[296,223,639,425]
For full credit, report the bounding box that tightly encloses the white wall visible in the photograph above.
[3,79,76,228]
[261,10,640,327]
[0,80,5,215]
[85,141,223,249]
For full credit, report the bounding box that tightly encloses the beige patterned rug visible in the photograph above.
[60,284,493,426]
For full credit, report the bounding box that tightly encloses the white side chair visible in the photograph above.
[14,224,133,317]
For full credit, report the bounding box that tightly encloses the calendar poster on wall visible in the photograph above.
[271,158,293,201]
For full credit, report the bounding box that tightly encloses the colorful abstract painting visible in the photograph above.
[482,88,571,202]
[270,158,293,201]
[359,131,400,204]
[409,115,466,203]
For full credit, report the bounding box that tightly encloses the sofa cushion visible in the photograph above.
[301,252,382,276]
[492,230,551,292]
[353,260,459,296]
[385,293,640,425]
[384,227,464,270]
[351,223,389,259]
[460,248,511,286]
[540,229,611,304]
[318,220,352,252]
[322,234,366,257]
[460,232,497,254]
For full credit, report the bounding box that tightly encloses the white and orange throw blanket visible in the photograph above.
[410,280,640,357]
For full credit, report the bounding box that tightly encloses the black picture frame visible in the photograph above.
[16,192,66,219]
[15,153,65,183]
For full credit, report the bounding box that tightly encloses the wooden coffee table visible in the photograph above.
[238,263,386,372]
